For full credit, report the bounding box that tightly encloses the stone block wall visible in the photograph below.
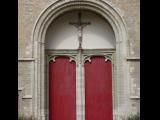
[18,0,140,119]
[18,61,33,117]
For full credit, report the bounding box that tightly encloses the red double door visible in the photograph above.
[49,56,112,120]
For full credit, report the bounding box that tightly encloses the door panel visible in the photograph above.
[85,56,113,120]
[49,57,76,120]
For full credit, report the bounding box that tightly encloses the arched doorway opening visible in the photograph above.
[45,10,115,120]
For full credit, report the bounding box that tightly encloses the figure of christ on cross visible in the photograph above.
[69,12,91,120]
[69,12,91,49]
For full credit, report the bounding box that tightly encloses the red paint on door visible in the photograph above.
[49,57,76,120]
[85,56,113,120]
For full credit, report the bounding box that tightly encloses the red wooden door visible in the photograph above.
[49,57,76,120]
[85,56,113,120]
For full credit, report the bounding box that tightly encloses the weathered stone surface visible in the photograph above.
[129,62,140,96]
[18,0,140,119]
[18,61,33,117]
[18,61,32,94]
[18,0,140,57]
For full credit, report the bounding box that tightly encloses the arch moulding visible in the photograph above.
[32,0,128,120]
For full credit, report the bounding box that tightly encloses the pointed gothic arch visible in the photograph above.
[32,0,128,119]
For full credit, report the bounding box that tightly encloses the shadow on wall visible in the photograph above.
[45,10,116,49]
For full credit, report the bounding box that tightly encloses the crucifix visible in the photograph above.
[69,12,91,49]
[69,12,91,120]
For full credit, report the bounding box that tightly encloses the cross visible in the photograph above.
[69,12,91,49]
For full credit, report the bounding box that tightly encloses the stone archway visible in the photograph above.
[32,0,128,120]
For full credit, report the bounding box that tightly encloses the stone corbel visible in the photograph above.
[104,54,112,62]
[48,55,57,62]
[83,55,92,64]
[69,56,77,63]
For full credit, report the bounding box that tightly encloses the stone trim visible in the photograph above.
[83,54,112,64]
[18,58,35,61]
[130,96,140,99]
[126,57,140,61]
[18,87,24,91]
[22,95,32,99]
